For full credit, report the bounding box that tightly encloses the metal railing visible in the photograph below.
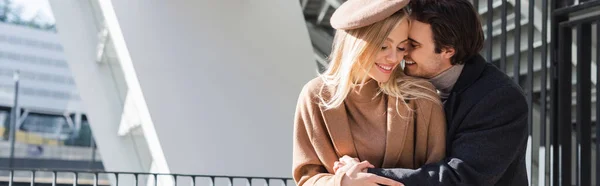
[0,168,294,186]
[551,1,600,186]
[459,0,600,185]
[453,0,600,185]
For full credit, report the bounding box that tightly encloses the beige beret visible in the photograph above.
[330,0,410,30]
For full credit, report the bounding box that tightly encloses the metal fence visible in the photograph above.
[0,168,294,186]
[453,0,600,185]
[456,0,600,185]
[550,1,600,186]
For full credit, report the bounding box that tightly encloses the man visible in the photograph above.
[339,0,529,185]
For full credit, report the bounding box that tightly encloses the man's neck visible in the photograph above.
[428,64,465,100]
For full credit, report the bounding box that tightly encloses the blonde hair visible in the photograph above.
[318,9,440,116]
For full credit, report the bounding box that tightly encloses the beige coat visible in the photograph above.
[292,77,446,186]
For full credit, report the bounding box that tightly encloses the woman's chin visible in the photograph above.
[374,77,390,83]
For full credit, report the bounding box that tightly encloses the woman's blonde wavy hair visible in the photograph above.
[318,8,440,116]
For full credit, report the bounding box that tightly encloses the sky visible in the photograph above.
[10,0,55,24]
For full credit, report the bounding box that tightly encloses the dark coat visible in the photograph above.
[368,54,529,185]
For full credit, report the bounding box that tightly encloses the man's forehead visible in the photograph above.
[409,20,430,31]
[408,21,431,44]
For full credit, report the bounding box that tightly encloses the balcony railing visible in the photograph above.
[0,168,294,186]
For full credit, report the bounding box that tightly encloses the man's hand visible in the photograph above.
[338,160,404,186]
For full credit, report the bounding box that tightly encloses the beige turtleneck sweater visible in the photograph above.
[429,64,465,101]
[345,79,387,167]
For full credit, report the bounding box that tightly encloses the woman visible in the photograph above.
[292,0,446,186]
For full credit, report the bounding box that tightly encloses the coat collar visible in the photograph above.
[322,104,359,158]
[451,54,488,94]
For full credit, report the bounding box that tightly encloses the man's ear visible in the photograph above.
[441,47,456,60]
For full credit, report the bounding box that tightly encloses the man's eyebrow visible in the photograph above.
[386,38,410,44]
[408,38,421,44]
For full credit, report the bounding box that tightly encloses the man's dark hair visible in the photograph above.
[409,0,484,64]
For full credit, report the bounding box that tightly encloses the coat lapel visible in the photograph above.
[445,54,488,125]
[444,93,456,124]
[322,104,359,158]
[381,97,412,168]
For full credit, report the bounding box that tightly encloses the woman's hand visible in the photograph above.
[339,160,404,186]
[334,156,404,186]
[333,155,361,174]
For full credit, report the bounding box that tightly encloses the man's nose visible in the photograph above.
[404,50,412,61]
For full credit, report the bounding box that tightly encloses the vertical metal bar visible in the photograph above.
[191,176,195,186]
[578,21,594,186]
[229,177,234,186]
[486,0,493,64]
[576,23,592,186]
[514,0,522,84]
[173,175,177,186]
[53,171,57,186]
[9,170,13,186]
[8,71,19,168]
[90,137,97,169]
[31,171,35,186]
[596,20,600,186]
[550,57,559,186]
[550,2,563,185]
[114,173,119,186]
[557,24,572,186]
[94,172,98,186]
[76,172,80,186]
[526,0,535,184]
[538,0,548,185]
[134,174,138,186]
[154,174,158,186]
[500,0,507,72]
[73,172,78,186]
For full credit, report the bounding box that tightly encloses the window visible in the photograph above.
[65,114,94,147]
[20,112,72,140]
[0,107,11,140]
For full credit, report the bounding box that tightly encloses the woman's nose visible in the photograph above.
[386,51,398,62]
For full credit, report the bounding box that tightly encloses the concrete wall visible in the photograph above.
[50,0,316,178]
[105,0,315,177]
[48,0,153,174]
